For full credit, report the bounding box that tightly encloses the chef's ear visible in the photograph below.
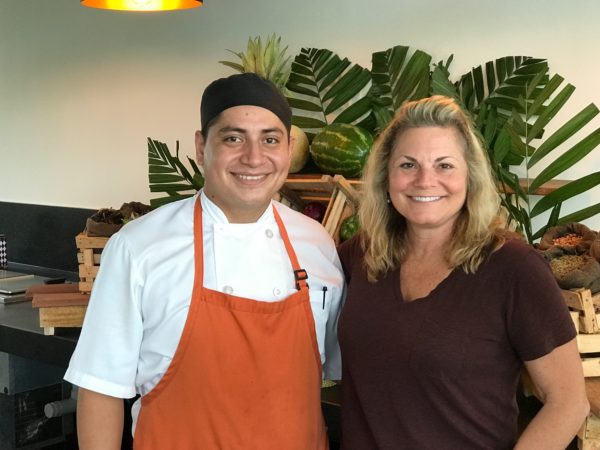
[195,130,206,165]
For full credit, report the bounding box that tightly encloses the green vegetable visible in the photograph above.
[310,123,373,178]
[339,214,361,242]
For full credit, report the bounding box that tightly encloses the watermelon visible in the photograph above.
[310,123,373,178]
[339,214,360,242]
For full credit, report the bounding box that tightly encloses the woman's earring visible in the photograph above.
[386,193,391,204]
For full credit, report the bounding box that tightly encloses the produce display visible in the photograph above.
[86,201,151,237]
[553,233,584,247]
[339,214,360,242]
[301,201,327,223]
[289,125,309,173]
[310,123,373,178]
[541,223,600,293]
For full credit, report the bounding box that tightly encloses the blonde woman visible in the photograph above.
[337,96,588,449]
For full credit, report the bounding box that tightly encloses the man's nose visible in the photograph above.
[240,140,265,166]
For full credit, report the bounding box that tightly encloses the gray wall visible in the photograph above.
[1,0,599,231]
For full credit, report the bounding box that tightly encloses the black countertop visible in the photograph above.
[0,299,80,368]
[0,263,80,367]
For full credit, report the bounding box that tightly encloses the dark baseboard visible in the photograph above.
[0,202,95,273]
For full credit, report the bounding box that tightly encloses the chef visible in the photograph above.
[64,73,344,450]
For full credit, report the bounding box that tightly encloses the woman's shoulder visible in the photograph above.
[338,232,364,258]
[489,235,548,270]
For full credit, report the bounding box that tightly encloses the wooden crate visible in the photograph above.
[581,379,600,450]
[279,175,361,244]
[579,413,600,450]
[563,288,600,378]
[75,233,108,293]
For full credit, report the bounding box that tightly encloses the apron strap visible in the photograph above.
[272,205,309,291]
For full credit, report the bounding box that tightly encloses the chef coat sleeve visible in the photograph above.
[64,232,143,399]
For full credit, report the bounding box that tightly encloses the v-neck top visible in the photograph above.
[337,235,576,449]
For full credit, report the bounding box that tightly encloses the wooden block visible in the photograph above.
[39,306,87,329]
[332,174,359,204]
[78,281,93,293]
[564,289,586,311]
[31,292,90,308]
[572,311,582,333]
[577,334,600,354]
[586,378,600,416]
[585,414,600,440]
[75,233,109,249]
[583,359,600,378]
[75,232,108,294]
[580,289,600,333]
[79,264,100,279]
[580,439,600,450]
[77,252,102,265]
[324,190,347,236]
[24,283,80,300]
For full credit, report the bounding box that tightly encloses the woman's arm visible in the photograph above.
[515,338,589,449]
[77,388,124,450]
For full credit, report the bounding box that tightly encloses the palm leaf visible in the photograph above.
[556,202,600,225]
[430,55,459,100]
[526,103,599,168]
[459,57,548,122]
[147,138,204,208]
[370,45,432,115]
[529,127,600,192]
[530,172,600,217]
[285,48,371,140]
[464,55,600,241]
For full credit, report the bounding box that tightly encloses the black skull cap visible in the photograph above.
[200,73,292,133]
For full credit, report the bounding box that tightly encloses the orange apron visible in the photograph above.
[133,199,328,450]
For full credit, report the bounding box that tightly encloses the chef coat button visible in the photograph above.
[265,229,274,238]
[223,285,234,294]
[273,288,281,296]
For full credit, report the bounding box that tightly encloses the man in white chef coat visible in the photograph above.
[65,73,343,449]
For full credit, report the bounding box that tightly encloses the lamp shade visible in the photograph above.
[81,0,202,11]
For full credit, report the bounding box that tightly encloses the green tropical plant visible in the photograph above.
[431,57,600,242]
[148,38,600,234]
[369,45,434,132]
[219,34,291,90]
[147,138,204,208]
[285,48,372,140]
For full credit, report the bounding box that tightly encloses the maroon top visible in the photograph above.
[337,236,576,450]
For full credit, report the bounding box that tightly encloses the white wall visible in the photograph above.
[1,0,599,230]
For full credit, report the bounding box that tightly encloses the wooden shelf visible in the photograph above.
[286,174,569,198]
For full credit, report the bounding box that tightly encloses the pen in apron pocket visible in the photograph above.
[322,286,328,309]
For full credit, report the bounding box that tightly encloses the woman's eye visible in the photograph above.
[399,162,415,169]
[439,163,454,170]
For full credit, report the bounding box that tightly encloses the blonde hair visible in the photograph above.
[359,95,507,282]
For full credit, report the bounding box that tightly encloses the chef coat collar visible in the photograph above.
[199,189,275,226]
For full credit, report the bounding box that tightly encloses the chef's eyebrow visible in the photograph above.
[217,126,284,135]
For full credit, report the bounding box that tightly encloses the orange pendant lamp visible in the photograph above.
[81,0,202,11]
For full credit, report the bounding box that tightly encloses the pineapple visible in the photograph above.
[219,34,291,90]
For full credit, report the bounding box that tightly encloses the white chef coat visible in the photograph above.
[64,190,344,407]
